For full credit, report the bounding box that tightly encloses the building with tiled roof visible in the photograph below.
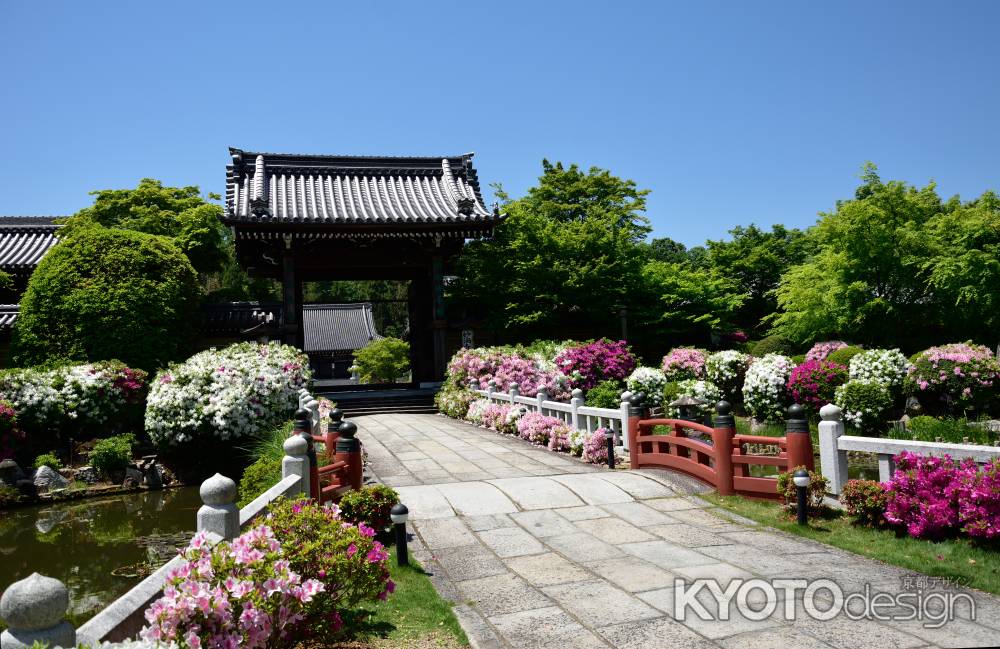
[302,303,383,378]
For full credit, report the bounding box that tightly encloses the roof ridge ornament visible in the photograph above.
[250,155,271,217]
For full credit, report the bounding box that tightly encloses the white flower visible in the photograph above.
[742,354,795,422]
[626,367,668,406]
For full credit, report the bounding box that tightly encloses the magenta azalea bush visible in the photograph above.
[142,526,324,648]
[786,360,848,413]
[905,343,1000,415]
[883,451,1000,540]
[661,348,707,381]
[805,341,848,362]
[554,339,636,391]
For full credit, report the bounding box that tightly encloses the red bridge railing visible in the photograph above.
[291,408,364,505]
[628,402,813,499]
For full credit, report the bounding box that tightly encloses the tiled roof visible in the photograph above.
[0,217,62,272]
[225,148,499,227]
[0,304,19,329]
[302,303,382,353]
[202,302,281,334]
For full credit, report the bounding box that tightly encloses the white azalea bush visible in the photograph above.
[145,342,309,447]
[705,350,752,400]
[835,379,894,433]
[626,367,668,407]
[0,361,148,439]
[670,379,722,416]
[848,348,911,390]
[742,354,796,422]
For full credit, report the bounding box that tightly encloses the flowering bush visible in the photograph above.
[905,343,1000,415]
[834,379,893,433]
[516,412,566,446]
[955,459,1000,539]
[434,387,478,419]
[848,348,910,390]
[554,339,636,391]
[584,379,626,408]
[776,468,828,515]
[582,428,610,464]
[567,428,587,456]
[840,479,888,527]
[704,350,752,401]
[742,354,795,422]
[0,401,21,461]
[660,348,707,381]
[626,367,668,407]
[445,348,505,389]
[142,525,324,648]
[145,343,309,447]
[669,379,721,416]
[464,399,490,425]
[480,403,511,431]
[786,360,848,413]
[0,361,147,441]
[492,354,569,400]
[337,484,400,532]
[883,451,963,539]
[499,405,528,435]
[805,341,848,362]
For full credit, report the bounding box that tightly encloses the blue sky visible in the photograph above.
[1,0,997,246]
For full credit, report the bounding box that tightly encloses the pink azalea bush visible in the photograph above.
[582,427,610,464]
[492,354,569,400]
[905,343,1000,415]
[786,360,848,413]
[883,451,1000,540]
[805,341,848,362]
[445,348,505,389]
[661,348,707,381]
[142,526,324,648]
[480,403,511,431]
[554,339,636,391]
[516,412,567,446]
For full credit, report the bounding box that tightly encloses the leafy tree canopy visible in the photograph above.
[60,178,228,275]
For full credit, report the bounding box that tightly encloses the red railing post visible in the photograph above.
[784,404,815,471]
[323,408,343,463]
[335,419,364,491]
[625,392,645,469]
[711,401,736,496]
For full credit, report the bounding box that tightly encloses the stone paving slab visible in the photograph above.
[358,414,1000,649]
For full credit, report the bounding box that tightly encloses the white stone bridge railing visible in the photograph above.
[470,379,632,450]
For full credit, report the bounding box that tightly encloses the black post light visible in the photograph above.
[605,429,616,469]
[390,502,410,566]
[793,468,811,526]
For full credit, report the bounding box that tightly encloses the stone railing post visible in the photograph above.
[784,404,815,471]
[1,573,74,649]
[877,454,896,483]
[468,378,479,392]
[293,409,319,500]
[570,389,584,431]
[197,473,239,540]
[281,434,309,497]
[818,403,849,494]
[509,382,519,406]
[298,389,310,410]
[487,380,496,400]
[711,401,736,496]
[536,388,548,415]
[336,420,364,490]
[619,391,633,451]
[305,397,321,437]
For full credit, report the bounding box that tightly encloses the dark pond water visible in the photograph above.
[0,487,201,627]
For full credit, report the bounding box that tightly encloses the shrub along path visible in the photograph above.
[357,414,1000,649]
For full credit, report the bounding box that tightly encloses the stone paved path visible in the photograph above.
[358,414,1000,649]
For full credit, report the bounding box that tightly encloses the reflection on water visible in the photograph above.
[0,487,201,626]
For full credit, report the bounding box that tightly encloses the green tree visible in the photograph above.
[644,237,689,264]
[353,337,410,383]
[636,260,745,341]
[11,227,200,371]
[451,160,651,340]
[60,178,228,275]
[705,224,813,336]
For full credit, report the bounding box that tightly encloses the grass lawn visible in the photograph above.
[704,492,1000,596]
[306,548,468,648]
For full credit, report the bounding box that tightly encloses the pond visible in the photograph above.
[0,487,201,627]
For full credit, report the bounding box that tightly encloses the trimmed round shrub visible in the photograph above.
[585,379,625,409]
[660,348,707,381]
[750,335,796,357]
[834,379,893,433]
[626,367,668,407]
[237,454,281,508]
[353,337,410,383]
[338,484,400,531]
[848,348,910,390]
[742,354,795,422]
[11,227,200,372]
[32,451,62,470]
[840,479,887,527]
[554,339,636,390]
[786,359,849,414]
[145,342,309,448]
[905,343,1000,416]
[826,345,864,367]
[89,433,135,477]
[705,350,752,402]
[805,341,848,362]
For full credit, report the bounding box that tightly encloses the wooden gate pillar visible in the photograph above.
[711,401,736,496]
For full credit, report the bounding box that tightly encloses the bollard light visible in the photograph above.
[793,468,810,526]
[390,502,410,566]
[605,429,616,470]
